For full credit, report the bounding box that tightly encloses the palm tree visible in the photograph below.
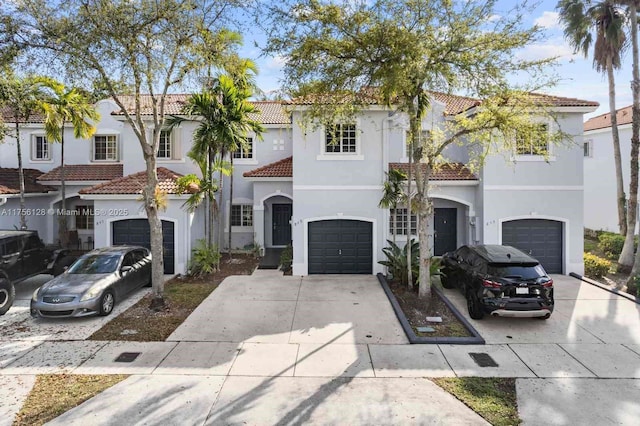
[40,82,99,246]
[0,74,51,230]
[379,169,408,246]
[558,0,627,235]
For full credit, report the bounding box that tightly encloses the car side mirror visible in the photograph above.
[121,265,133,274]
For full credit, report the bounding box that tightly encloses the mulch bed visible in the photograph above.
[88,254,259,341]
[387,279,472,338]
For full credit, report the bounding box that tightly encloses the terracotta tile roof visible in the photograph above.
[0,106,46,123]
[38,164,123,181]
[584,105,632,131]
[0,168,56,195]
[243,156,293,178]
[389,162,478,181]
[525,92,599,108]
[428,91,481,115]
[110,95,290,124]
[79,167,196,195]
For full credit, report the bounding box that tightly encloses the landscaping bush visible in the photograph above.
[188,239,221,276]
[583,252,611,278]
[379,239,419,285]
[279,245,293,273]
[597,232,625,259]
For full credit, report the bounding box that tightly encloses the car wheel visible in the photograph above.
[0,278,15,316]
[466,290,484,320]
[99,291,115,316]
[440,274,455,289]
[536,313,551,320]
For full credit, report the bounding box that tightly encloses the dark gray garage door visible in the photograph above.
[112,219,175,274]
[308,220,372,274]
[502,219,563,274]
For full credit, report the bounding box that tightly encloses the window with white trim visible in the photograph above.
[584,139,593,157]
[325,123,357,153]
[389,208,417,236]
[31,135,50,161]
[93,135,118,161]
[232,137,253,159]
[75,205,94,230]
[157,130,172,159]
[231,204,253,227]
[515,124,549,156]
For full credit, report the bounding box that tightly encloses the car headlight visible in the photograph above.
[80,286,102,302]
[32,288,40,301]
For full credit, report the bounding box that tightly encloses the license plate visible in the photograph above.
[516,288,529,295]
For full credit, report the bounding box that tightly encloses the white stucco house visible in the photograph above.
[0,92,597,276]
[583,105,637,233]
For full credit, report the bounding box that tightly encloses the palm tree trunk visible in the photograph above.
[228,155,234,259]
[620,3,640,272]
[57,121,68,247]
[15,122,27,230]
[406,131,413,290]
[607,59,627,236]
[217,149,226,253]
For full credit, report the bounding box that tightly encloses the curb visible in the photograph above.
[376,273,485,345]
[569,272,640,305]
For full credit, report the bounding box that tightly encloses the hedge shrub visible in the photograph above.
[597,233,625,259]
[584,252,611,278]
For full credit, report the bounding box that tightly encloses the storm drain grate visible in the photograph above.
[469,352,499,367]
[115,352,141,363]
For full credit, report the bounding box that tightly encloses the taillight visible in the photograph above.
[542,279,553,288]
[482,279,502,288]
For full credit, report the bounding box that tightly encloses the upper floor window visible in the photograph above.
[94,135,118,161]
[584,140,593,157]
[157,130,172,159]
[232,137,254,159]
[31,135,51,161]
[515,124,549,156]
[231,204,253,227]
[325,123,357,154]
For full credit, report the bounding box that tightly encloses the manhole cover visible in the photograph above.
[469,352,499,367]
[115,352,141,363]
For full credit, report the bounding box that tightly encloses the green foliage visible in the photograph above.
[379,239,420,286]
[597,232,625,259]
[279,245,293,273]
[189,239,221,276]
[630,276,640,297]
[583,252,611,278]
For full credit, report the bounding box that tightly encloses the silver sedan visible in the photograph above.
[31,246,151,318]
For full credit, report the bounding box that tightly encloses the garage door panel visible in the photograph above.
[502,219,562,274]
[308,220,373,274]
[112,219,175,274]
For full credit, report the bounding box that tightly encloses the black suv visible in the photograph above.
[440,245,554,320]
[0,230,70,315]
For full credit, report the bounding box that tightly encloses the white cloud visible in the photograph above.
[535,11,561,30]
[265,55,288,70]
[518,40,578,62]
[487,14,501,22]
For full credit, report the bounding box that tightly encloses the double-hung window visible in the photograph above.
[75,205,94,230]
[232,137,254,160]
[515,124,549,156]
[157,130,172,159]
[93,135,118,161]
[325,123,357,154]
[231,204,253,227]
[31,135,51,161]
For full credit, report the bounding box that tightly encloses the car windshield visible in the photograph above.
[67,254,120,274]
[489,264,546,280]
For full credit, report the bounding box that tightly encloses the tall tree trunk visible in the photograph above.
[406,115,414,290]
[217,149,226,253]
[144,158,165,309]
[417,198,432,299]
[607,59,627,236]
[57,121,68,247]
[228,155,234,259]
[620,4,640,271]
[15,122,27,230]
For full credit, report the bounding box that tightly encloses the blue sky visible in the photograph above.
[238,0,632,119]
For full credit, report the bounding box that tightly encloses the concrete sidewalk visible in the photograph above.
[1,273,640,424]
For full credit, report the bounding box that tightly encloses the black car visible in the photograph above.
[0,230,72,315]
[440,245,554,320]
